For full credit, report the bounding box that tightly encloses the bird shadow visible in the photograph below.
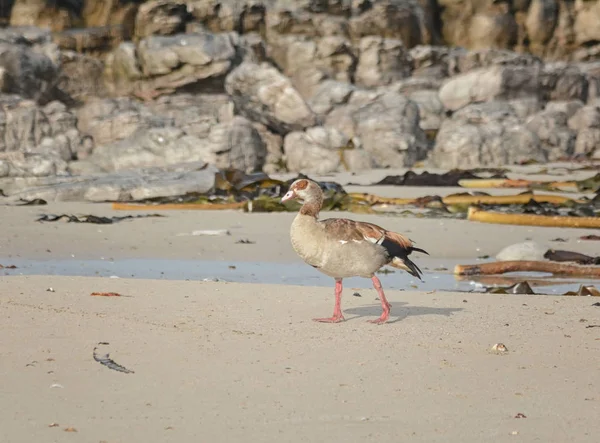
[343,302,462,324]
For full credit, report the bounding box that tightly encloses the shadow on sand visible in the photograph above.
[343,301,463,324]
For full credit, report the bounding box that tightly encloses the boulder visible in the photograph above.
[0,43,61,104]
[189,0,267,34]
[146,93,234,137]
[355,37,412,87]
[252,122,284,173]
[438,0,517,50]
[284,126,372,174]
[567,104,600,157]
[526,109,575,160]
[225,61,317,134]
[307,79,356,118]
[105,31,240,96]
[0,96,87,163]
[78,117,266,174]
[348,0,434,48]
[76,97,174,147]
[407,89,444,132]
[429,101,547,168]
[267,34,356,97]
[0,152,69,178]
[6,162,220,202]
[135,0,189,39]
[56,51,108,101]
[52,26,124,54]
[326,90,430,167]
[439,64,542,111]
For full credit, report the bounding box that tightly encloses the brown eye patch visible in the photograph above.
[294,179,309,190]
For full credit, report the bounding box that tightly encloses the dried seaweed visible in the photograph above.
[485,281,535,295]
[544,250,600,265]
[374,169,506,187]
[16,198,47,206]
[0,264,17,269]
[581,235,600,241]
[37,213,165,224]
[108,168,600,220]
[563,285,600,297]
[93,342,134,374]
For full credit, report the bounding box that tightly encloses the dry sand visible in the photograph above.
[1,166,599,442]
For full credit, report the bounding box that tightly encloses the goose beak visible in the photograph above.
[281,190,295,203]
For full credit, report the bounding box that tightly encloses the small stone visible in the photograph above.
[491,343,508,354]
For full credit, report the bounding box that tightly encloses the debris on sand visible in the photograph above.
[93,342,134,374]
[37,214,164,224]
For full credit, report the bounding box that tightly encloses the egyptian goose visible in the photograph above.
[282,178,428,324]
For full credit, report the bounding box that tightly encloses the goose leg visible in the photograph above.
[368,275,391,324]
[314,278,345,323]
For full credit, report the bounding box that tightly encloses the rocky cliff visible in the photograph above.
[1,0,599,200]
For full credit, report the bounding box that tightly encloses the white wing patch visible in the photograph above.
[338,240,348,244]
[364,235,385,245]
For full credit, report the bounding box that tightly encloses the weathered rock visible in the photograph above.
[448,48,542,74]
[137,32,238,80]
[386,77,444,94]
[146,93,234,137]
[78,117,266,174]
[253,121,283,173]
[9,0,76,31]
[225,61,317,134]
[307,79,356,118]
[0,152,69,178]
[105,31,240,97]
[7,162,219,202]
[189,0,266,34]
[265,7,348,39]
[0,26,52,46]
[135,0,189,39]
[567,104,600,156]
[76,97,174,147]
[203,116,267,171]
[0,43,61,104]
[284,125,372,174]
[525,0,559,54]
[429,102,547,168]
[544,100,584,116]
[409,45,457,79]
[525,109,575,160]
[439,65,542,111]
[540,63,588,102]
[52,26,124,54]
[267,34,356,97]
[355,37,411,87]
[0,96,87,164]
[349,0,434,47]
[56,51,107,101]
[407,89,444,132]
[326,90,430,167]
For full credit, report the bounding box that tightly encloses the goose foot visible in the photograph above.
[367,312,390,325]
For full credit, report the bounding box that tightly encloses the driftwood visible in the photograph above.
[348,192,580,206]
[467,207,600,229]
[454,261,600,277]
[458,178,577,189]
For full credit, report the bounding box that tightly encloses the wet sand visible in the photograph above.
[1,166,599,442]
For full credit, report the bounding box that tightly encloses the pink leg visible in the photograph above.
[313,279,345,323]
[368,275,391,324]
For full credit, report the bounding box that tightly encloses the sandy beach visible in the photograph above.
[1,168,599,443]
